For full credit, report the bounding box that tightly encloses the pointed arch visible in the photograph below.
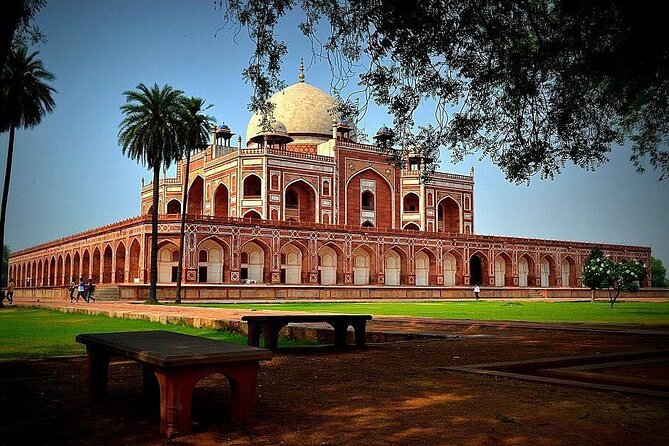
[540,254,557,287]
[82,249,91,281]
[352,244,377,285]
[64,253,72,284]
[92,248,101,283]
[415,248,437,286]
[444,249,464,286]
[48,257,56,286]
[437,197,461,234]
[243,210,262,220]
[157,242,180,283]
[384,246,408,285]
[73,252,81,281]
[318,243,344,285]
[283,179,318,224]
[403,222,420,231]
[115,242,126,283]
[494,252,513,286]
[197,237,228,283]
[166,199,181,214]
[240,239,270,283]
[187,175,205,215]
[243,173,262,198]
[102,245,113,283]
[280,241,308,284]
[346,167,394,229]
[561,255,577,287]
[517,253,536,287]
[403,192,420,213]
[56,255,64,286]
[469,251,488,286]
[213,183,229,218]
[129,239,141,283]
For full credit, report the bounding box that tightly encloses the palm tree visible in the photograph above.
[0,46,56,287]
[118,83,184,303]
[175,97,214,304]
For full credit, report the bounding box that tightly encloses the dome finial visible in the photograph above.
[299,58,305,83]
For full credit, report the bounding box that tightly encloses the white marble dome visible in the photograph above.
[246,81,338,145]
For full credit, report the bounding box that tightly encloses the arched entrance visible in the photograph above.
[494,253,512,286]
[82,250,90,281]
[64,254,72,284]
[404,223,420,231]
[540,256,558,287]
[438,197,460,233]
[444,252,457,286]
[352,246,374,285]
[166,199,181,214]
[469,253,486,286]
[347,169,393,229]
[403,193,420,213]
[92,249,101,283]
[243,210,262,220]
[284,180,317,224]
[198,239,224,283]
[115,243,126,283]
[187,176,204,215]
[56,256,63,286]
[415,251,430,286]
[280,244,303,284]
[318,245,339,285]
[157,244,179,283]
[243,174,262,198]
[240,242,266,283]
[384,250,401,285]
[561,256,576,287]
[129,240,140,283]
[102,245,113,283]
[213,184,229,218]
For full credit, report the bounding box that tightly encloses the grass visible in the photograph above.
[194,301,669,325]
[0,307,249,359]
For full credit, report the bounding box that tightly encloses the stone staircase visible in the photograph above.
[93,285,120,301]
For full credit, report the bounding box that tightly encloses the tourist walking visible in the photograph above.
[5,280,14,304]
[85,279,96,302]
[76,278,86,302]
[474,284,480,300]
[68,280,76,302]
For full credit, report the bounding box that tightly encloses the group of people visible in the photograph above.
[69,278,96,303]
[0,280,15,307]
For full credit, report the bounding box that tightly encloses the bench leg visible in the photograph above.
[247,321,261,347]
[220,361,260,424]
[85,346,111,401]
[332,321,349,349]
[352,320,367,347]
[153,367,211,438]
[263,322,282,352]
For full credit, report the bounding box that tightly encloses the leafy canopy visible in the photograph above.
[0,46,56,131]
[222,0,669,183]
[651,257,668,288]
[118,83,185,170]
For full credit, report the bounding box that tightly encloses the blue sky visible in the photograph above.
[2,0,668,268]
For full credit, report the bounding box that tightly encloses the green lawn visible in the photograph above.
[0,308,249,359]
[195,301,669,325]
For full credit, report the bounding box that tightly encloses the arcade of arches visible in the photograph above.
[8,216,649,289]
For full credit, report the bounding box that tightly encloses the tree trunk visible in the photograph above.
[148,162,160,304]
[175,149,192,303]
[0,125,16,289]
[590,288,595,302]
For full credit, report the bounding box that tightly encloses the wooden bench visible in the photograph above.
[241,314,373,352]
[75,330,273,438]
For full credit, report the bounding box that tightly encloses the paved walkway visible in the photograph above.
[5,296,669,339]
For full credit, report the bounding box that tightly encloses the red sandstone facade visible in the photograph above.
[8,78,652,290]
